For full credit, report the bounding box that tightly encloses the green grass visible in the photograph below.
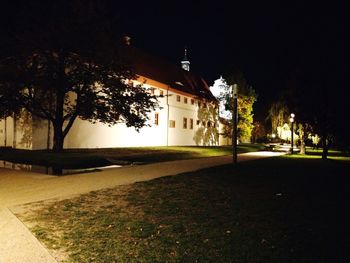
[15,153,350,262]
[0,144,265,169]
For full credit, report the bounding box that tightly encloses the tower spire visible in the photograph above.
[183,48,188,61]
[181,47,190,71]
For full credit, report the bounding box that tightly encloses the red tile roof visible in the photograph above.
[125,46,216,101]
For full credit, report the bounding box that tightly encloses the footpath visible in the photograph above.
[0,151,284,263]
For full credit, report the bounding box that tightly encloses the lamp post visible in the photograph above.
[290,113,295,154]
[232,84,238,164]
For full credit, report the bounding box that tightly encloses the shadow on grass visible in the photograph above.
[17,155,350,262]
[0,144,266,172]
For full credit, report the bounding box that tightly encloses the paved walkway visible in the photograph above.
[0,151,284,263]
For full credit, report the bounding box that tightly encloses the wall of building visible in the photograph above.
[218,121,232,146]
[0,112,32,149]
[2,76,219,150]
[63,80,219,148]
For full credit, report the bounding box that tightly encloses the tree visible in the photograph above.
[251,121,266,143]
[266,101,289,136]
[219,70,257,143]
[269,59,348,159]
[0,1,158,151]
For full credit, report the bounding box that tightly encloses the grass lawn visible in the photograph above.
[14,152,350,262]
[0,144,265,169]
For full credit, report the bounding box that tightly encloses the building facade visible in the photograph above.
[0,47,219,149]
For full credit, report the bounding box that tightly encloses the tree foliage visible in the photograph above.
[267,60,349,158]
[219,70,257,143]
[0,1,158,151]
[266,101,289,135]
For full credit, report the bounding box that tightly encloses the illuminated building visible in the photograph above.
[0,46,219,149]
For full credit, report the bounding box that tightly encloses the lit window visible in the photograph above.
[183,118,187,129]
[184,97,188,104]
[154,113,159,126]
[169,120,176,128]
[160,90,164,96]
[190,119,193,129]
[191,99,194,105]
[176,95,181,102]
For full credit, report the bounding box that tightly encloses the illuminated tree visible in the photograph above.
[266,101,289,136]
[0,1,158,151]
[218,70,257,143]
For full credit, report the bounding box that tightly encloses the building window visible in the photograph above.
[197,120,200,125]
[191,99,195,105]
[214,123,216,128]
[198,102,201,108]
[202,121,206,126]
[159,90,164,96]
[190,118,193,129]
[149,87,155,95]
[154,113,159,126]
[176,95,181,102]
[207,121,211,127]
[169,120,176,128]
[184,97,188,104]
[203,102,207,108]
[183,118,187,129]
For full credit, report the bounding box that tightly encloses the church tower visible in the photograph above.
[181,48,190,71]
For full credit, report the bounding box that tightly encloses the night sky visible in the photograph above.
[2,1,349,120]
[116,1,349,119]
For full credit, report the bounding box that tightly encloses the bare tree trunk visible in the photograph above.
[52,122,64,152]
[322,135,328,160]
[52,50,65,152]
[299,124,306,155]
[13,113,17,148]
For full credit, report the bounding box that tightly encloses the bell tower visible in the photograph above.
[181,48,190,71]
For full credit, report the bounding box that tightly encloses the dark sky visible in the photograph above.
[116,1,349,118]
[2,1,349,119]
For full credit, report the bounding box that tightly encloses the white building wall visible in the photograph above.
[4,76,219,150]
[0,117,11,147]
[64,96,169,148]
[0,113,32,149]
[63,83,219,148]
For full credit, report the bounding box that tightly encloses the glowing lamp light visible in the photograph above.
[290,113,295,123]
[290,113,295,154]
[271,133,276,139]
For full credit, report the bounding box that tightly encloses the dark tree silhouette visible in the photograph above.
[0,1,158,151]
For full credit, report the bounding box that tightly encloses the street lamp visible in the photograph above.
[290,113,295,154]
[232,84,238,164]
